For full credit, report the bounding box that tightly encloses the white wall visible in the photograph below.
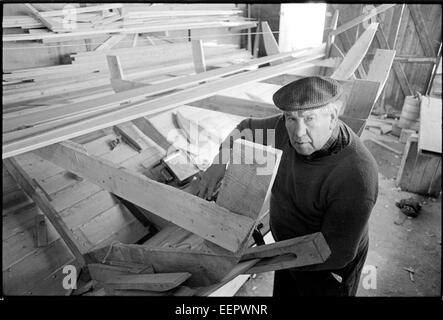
[279,3,326,75]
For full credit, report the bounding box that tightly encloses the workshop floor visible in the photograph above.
[235,123,441,297]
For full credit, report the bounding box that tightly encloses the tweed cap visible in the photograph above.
[272,76,343,111]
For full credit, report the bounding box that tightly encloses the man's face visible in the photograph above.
[284,104,337,155]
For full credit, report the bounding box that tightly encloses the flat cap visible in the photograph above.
[272,76,343,111]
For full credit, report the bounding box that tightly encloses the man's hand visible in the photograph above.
[197,163,227,200]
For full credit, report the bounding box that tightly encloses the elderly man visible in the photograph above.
[197,76,378,296]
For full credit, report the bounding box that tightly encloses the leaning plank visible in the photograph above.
[3,46,324,135]
[261,21,279,56]
[340,79,380,119]
[418,96,442,154]
[374,28,413,96]
[191,40,206,73]
[408,5,437,57]
[103,273,191,292]
[106,55,125,80]
[3,49,325,158]
[330,4,395,37]
[331,23,378,80]
[33,143,256,253]
[3,157,86,267]
[365,49,396,102]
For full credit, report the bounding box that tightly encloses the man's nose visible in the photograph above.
[294,120,307,138]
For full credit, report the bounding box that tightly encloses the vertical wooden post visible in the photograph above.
[253,23,261,58]
[387,4,404,50]
[247,4,252,53]
[191,39,206,73]
[106,55,125,80]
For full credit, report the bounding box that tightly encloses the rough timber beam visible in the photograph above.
[33,141,256,253]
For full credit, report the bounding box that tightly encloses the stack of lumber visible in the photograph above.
[3,3,254,43]
[2,46,327,159]
[3,42,253,106]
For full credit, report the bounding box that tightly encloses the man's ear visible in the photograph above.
[329,103,340,130]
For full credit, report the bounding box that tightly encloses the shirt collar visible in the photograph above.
[299,121,345,161]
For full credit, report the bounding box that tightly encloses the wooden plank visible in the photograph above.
[39,4,123,17]
[332,23,379,80]
[3,158,86,268]
[387,4,405,49]
[244,233,331,274]
[241,232,329,261]
[131,117,172,153]
[336,23,367,79]
[253,23,260,58]
[326,9,340,56]
[340,79,380,119]
[103,273,191,292]
[88,263,152,283]
[71,204,147,251]
[191,40,206,73]
[339,117,366,137]
[366,49,396,102]
[114,122,153,152]
[3,49,325,159]
[374,28,413,96]
[106,55,125,80]
[408,5,437,57]
[110,79,147,93]
[94,34,126,51]
[322,9,340,76]
[3,47,320,135]
[86,242,239,287]
[330,4,395,36]
[191,95,280,118]
[409,153,441,195]
[3,238,74,295]
[261,21,280,56]
[3,20,256,42]
[58,190,117,230]
[216,139,282,221]
[396,134,419,189]
[428,157,442,197]
[418,96,442,154]
[34,143,256,253]
[23,4,63,32]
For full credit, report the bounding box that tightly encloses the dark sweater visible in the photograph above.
[234,114,379,272]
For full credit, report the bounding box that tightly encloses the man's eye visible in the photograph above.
[305,116,315,122]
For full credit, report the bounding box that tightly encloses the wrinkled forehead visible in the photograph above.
[283,105,329,118]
